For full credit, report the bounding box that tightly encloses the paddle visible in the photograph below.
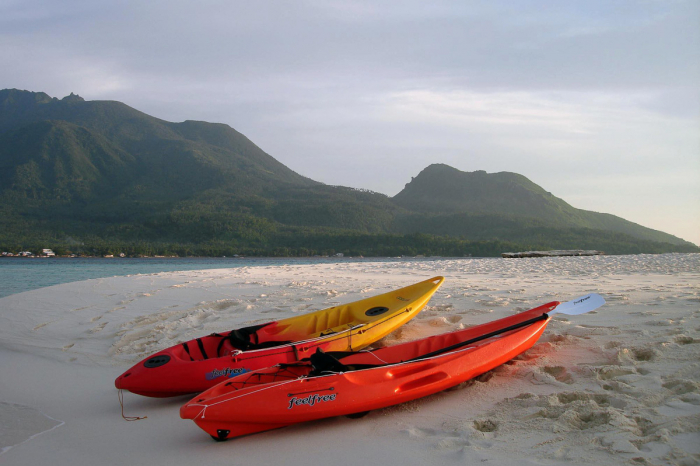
[548,292,605,316]
[405,293,606,362]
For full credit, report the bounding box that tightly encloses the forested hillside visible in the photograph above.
[1,89,696,257]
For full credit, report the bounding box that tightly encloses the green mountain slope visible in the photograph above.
[0,89,696,256]
[392,164,691,246]
[0,119,133,201]
[0,89,399,242]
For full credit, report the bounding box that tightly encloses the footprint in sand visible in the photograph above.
[630,311,660,316]
[208,300,240,311]
[476,297,510,307]
[403,426,472,450]
[543,334,582,345]
[629,347,658,362]
[458,308,493,315]
[71,305,94,312]
[542,366,575,384]
[673,335,697,345]
[594,366,637,381]
[88,322,107,334]
[436,436,471,449]
[32,322,52,331]
[662,379,699,396]
[260,308,287,314]
[473,419,499,433]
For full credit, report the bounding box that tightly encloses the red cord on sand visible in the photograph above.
[118,389,147,421]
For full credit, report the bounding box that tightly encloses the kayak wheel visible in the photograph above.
[346,411,370,419]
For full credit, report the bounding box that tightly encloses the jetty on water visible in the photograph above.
[501,250,605,258]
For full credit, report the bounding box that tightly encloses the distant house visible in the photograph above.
[42,249,56,257]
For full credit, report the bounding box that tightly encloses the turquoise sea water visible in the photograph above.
[0,257,384,299]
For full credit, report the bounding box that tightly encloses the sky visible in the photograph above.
[1,0,699,245]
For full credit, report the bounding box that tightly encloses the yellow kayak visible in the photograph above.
[115,276,444,397]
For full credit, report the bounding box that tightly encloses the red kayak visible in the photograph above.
[116,277,444,397]
[180,294,605,440]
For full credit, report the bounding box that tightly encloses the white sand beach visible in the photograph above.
[1,255,698,466]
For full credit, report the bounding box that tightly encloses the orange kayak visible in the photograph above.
[116,276,444,397]
[180,301,559,440]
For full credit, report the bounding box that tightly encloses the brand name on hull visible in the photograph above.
[205,367,249,380]
[288,393,337,409]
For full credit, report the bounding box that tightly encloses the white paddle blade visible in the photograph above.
[550,293,605,316]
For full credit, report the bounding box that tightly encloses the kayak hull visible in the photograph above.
[180,301,558,439]
[115,276,444,397]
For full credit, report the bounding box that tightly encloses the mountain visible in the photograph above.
[392,164,690,246]
[0,89,398,245]
[0,89,696,257]
[0,88,317,199]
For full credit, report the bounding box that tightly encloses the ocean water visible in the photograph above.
[0,257,386,299]
[4,253,697,300]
